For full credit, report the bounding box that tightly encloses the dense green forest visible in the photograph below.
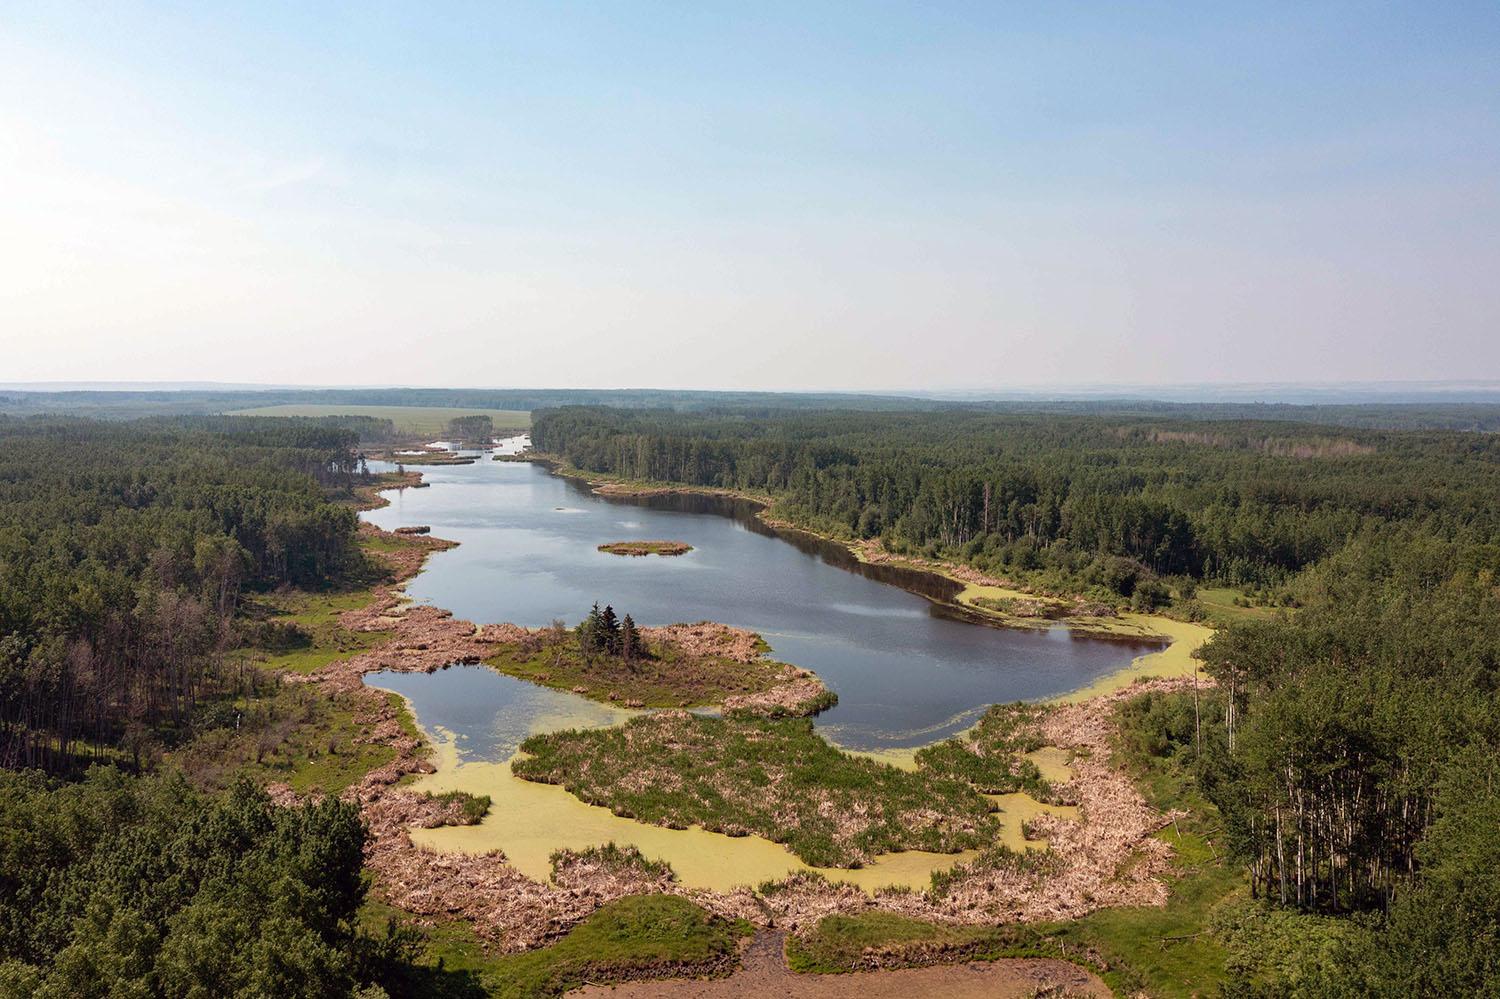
[4,407,1499,994]
[532,407,1500,592]
[535,405,1500,994]
[0,416,412,996]
[0,771,402,997]
[0,417,367,771]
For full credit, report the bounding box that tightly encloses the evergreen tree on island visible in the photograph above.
[578,601,605,655]
[600,604,621,654]
[576,602,647,662]
[621,614,640,663]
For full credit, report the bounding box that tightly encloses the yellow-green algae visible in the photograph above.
[955,582,1213,702]
[1052,614,1214,704]
[406,736,985,893]
[986,792,1080,851]
[375,573,1190,896]
[1023,745,1075,784]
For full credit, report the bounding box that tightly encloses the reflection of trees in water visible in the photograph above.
[577,480,965,603]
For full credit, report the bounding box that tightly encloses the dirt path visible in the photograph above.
[568,932,1109,998]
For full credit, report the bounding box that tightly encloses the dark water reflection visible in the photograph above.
[364,446,1161,750]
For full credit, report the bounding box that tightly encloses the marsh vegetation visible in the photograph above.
[485,611,830,713]
[514,712,997,868]
[598,540,694,556]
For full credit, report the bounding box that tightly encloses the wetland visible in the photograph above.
[360,438,1178,894]
[362,438,1164,750]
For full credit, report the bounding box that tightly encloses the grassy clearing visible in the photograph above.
[238,540,396,674]
[178,683,412,796]
[224,403,530,436]
[486,630,796,710]
[182,532,420,794]
[786,911,1073,974]
[514,713,996,868]
[1193,587,1279,626]
[364,894,752,999]
[1057,826,1239,998]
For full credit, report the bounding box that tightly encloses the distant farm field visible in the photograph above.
[225,404,531,435]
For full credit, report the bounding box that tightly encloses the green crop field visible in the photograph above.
[225,404,531,435]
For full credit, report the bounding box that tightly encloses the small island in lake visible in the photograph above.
[484,608,833,714]
[597,540,693,557]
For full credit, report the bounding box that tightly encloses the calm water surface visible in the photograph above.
[364,439,1159,751]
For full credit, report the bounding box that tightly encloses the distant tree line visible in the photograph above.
[7,386,1500,429]
[531,407,1500,593]
[445,414,494,446]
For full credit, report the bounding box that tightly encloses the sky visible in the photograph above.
[1,2,1497,392]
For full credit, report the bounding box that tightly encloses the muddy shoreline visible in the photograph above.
[275,467,1208,965]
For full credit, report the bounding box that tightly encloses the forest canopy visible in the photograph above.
[531,407,1500,591]
[0,416,369,772]
[532,404,1500,992]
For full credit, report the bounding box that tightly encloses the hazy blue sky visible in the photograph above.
[2,3,1497,390]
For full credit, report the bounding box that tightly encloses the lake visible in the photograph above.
[363,438,1160,752]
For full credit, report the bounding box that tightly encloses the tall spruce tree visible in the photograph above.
[600,605,622,654]
[620,614,640,662]
[578,602,605,655]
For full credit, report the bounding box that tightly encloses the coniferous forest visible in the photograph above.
[3,405,1500,995]
[0,417,406,996]
[534,404,1500,994]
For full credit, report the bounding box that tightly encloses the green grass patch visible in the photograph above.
[1194,587,1279,626]
[787,911,1074,974]
[224,404,531,436]
[1056,827,1240,998]
[428,789,492,825]
[240,559,392,675]
[365,894,751,999]
[178,686,412,797]
[514,713,996,868]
